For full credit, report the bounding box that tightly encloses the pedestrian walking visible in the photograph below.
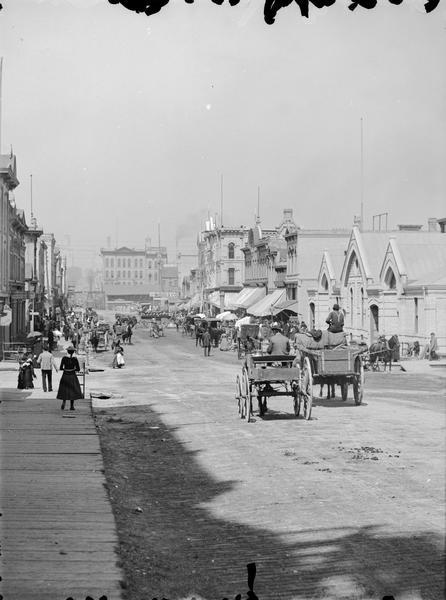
[56,346,83,411]
[195,323,204,347]
[17,354,36,389]
[36,345,58,392]
[47,328,55,351]
[90,329,99,353]
[112,341,125,368]
[202,329,211,356]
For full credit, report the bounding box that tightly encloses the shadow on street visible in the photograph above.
[96,405,444,600]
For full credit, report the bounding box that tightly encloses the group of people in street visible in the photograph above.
[184,304,346,359]
[17,344,83,411]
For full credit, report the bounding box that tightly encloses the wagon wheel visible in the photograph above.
[340,381,348,401]
[301,357,313,420]
[242,369,252,422]
[353,357,365,405]
[235,374,243,417]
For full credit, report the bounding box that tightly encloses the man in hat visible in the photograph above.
[326,304,344,333]
[267,322,290,355]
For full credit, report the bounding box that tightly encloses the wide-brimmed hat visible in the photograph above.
[66,346,75,353]
[271,322,282,331]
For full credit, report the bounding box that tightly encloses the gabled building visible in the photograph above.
[284,228,351,327]
[307,221,446,352]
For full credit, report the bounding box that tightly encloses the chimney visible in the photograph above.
[283,208,293,221]
[428,218,438,232]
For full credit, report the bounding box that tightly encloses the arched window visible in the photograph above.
[321,274,329,291]
[228,243,235,259]
[228,268,235,285]
[385,267,397,290]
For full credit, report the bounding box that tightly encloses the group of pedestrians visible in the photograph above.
[17,344,83,411]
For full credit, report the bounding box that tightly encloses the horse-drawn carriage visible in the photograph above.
[95,322,110,352]
[235,354,310,422]
[182,315,196,337]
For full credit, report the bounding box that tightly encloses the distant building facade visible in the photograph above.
[198,219,248,315]
[100,244,171,309]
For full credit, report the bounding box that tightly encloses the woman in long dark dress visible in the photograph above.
[17,355,36,389]
[57,346,82,410]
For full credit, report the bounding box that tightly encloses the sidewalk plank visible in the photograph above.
[0,375,124,600]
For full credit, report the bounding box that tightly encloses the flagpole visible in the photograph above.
[220,174,224,228]
[360,117,364,231]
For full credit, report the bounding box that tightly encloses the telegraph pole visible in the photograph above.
[360,117,364,231]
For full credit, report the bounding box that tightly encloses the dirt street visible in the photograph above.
[92,326,445,600]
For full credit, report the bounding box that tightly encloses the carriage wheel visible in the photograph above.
[341,381,348,401]
[236,375,243,417]
[242,369,252,422]
[301,357,313,420]
[353,358,364,405]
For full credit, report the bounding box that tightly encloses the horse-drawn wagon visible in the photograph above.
[235,354,305,422]
[294,339,366,406]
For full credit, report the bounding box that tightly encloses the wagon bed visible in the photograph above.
[296,344,367,404]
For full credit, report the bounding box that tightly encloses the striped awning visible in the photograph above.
[247,289,286,317]
[232,287,266,309]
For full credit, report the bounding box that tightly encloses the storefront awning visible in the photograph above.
[232,287,266,309]
[190,293,201,309]
[247,289,286,317]
[208,291,241,310]
[272,299,300,316]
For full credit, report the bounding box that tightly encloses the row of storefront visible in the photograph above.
[180,210,446,353]
[0,153,67,356]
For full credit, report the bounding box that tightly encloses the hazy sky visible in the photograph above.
[1,0,445,268]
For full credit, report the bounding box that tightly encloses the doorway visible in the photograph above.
[370,304,379,343]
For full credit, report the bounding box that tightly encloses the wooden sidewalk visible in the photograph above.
[0,378,124,600]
